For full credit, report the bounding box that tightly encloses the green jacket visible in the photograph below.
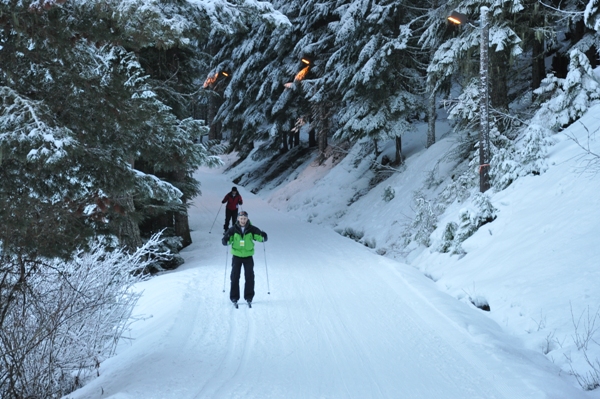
[223,221,265,258]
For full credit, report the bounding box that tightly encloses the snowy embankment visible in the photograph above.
[223,105,600,395]
[66,119,598,398]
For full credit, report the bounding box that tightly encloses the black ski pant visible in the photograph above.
[224,208,238,231]
[230,255,255,302]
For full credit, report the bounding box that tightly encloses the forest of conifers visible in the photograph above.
[2,0,599,258]
[1,1,600,397]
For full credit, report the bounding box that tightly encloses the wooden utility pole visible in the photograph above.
[479,6,491,193]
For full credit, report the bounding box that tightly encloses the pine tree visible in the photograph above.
[210,0,429,166]
[207,1,311,155]
[426,0,523,121]
[586,0,600,31]
[326,0,425,165]
[417,0,450,148]
[1,1,171,256]
[0,0,264,257]
[534,49,600,130]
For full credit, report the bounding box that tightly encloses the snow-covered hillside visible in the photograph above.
[226,103,600,394]
[67,165,593,399]
[65,105,600,399]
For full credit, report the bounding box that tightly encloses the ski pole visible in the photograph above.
[263,242,270,295]
[223,246,229,293]
[209,203,223,234]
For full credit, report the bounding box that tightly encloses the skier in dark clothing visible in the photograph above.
[222,186,243,232]
[222,211,267,306]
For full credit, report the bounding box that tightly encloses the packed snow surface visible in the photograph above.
[66,164,596,399]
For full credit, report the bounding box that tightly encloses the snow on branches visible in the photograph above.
[0,233,168,398]
[0,86,74,164]
[535,49,600,132]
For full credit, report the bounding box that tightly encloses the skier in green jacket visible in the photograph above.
[222,210,267,306]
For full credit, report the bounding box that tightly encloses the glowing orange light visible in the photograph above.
[285,61,311,89]
[221,72,229,77]
[203,72,219,88]
[294,65,309,82]
[447,11,467,25]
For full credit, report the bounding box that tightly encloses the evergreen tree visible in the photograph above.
[326,0,425,165]
[0,0,280,257]
[207,0,311,155]
[425,0,523,123]
[534,48,600,130]
[418,0,450,148]
[422,0,600,195]
[210,0,428,165]
[1,1,185,256]
[586,0,600,31]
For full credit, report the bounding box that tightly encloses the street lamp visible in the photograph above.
[285,57,312,89]
[448,7,490,193]
[447,11,468,25]
[202,70,230,88]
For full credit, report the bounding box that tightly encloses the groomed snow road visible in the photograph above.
[66,168,589,399]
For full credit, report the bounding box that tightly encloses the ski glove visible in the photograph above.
[222,235,230,246]
[261,231,268,242]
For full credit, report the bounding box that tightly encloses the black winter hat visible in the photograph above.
[231,186,238,192]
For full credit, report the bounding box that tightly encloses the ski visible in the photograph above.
[231,301,252,309]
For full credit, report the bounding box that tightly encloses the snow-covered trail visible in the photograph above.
[66,167,588,399]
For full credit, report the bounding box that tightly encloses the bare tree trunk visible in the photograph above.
[174,210,192,248]
[116,195,143,251]
[318,128,328,163]
[308,127,316,147]
[395,136,403,165]
[281,129,289,153]
[480,7,491,193]
[314,103,331,163]
[173,169,192,248]
[426,90,436,148]
[426,36,438,149]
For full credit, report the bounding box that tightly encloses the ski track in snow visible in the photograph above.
[196,308,246,398]
[65,168,590,399]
